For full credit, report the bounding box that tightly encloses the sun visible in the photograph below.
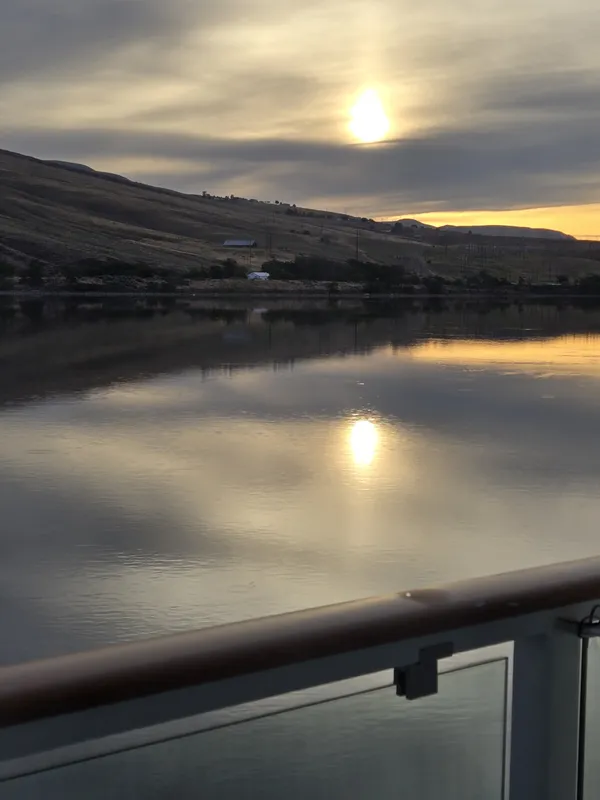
[349,419,379,466]
[349,89,390,143]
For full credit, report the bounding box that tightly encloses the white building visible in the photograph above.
[247,272,270,281]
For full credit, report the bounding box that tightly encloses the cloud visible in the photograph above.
[3,0,600,219]
[6,107,600,213]
[480,71,600,117]
[0,0,330,85]
[0,0,198,84]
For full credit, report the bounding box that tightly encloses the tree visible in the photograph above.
[220,258,246,278]
[0,262,15,288]
[422,275,446,295]
[23,259,44,288]
[61,263,80,290]
[185,266,207,280]
[576,274,600,294]
[208,264,224,279]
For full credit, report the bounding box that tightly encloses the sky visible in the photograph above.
[2,0,600,235]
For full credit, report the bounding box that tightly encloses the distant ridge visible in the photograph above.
[394,219,574,241]
[44,160,96,174]
[44,159,135,186]
[440,224,574,241]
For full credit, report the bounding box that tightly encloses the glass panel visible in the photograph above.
[584,639,600,796]
[1,659,507,800]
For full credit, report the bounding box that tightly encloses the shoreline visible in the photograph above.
[3,290,600,300]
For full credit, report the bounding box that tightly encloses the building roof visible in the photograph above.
[223,239,257,247]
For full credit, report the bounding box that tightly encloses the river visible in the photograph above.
[2,297,600,797]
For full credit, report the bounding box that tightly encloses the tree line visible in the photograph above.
[3,254,600,295]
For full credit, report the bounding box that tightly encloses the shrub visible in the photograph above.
[23,259,44,288]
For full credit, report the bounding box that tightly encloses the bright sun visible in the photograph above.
[349,89,390,143]
[350,419,379,466]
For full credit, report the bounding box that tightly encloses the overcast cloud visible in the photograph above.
[2,0,600,226]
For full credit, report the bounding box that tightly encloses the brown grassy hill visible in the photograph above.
[3,148,600,282]
[0,149,423,272]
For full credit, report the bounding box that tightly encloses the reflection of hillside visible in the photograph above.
[2,299,600,404]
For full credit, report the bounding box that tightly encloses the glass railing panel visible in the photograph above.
[584,638,600,796]
[1,658,507,800]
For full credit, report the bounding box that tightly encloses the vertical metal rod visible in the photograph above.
[576,637,589,800]
[500,657,509,800]
[509,631,581,800]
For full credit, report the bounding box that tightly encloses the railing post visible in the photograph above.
[509,629,582,800]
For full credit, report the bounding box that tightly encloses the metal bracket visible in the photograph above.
[394,642,454,700]
[558,604,600,639]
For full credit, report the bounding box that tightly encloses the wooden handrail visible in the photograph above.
[1,556,600,728]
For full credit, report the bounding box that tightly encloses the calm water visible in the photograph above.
[1,299,600,663]
[3,297,600,797]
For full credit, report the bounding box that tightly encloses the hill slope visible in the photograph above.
[394,219,574,240]
[0,149,420,271]
[1,148,594,283]
[439,224,574,240]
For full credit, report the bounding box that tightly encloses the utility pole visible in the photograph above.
[264,228,273,257]
[355,227,360,261]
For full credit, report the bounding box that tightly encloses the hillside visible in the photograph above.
[0,149,424,272]
[394,219,574,240]
[1,148,599,284]
[439,224,574,240]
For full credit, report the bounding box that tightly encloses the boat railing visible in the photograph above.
[2,556,600,798]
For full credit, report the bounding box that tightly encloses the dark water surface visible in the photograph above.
[2,297,600,664]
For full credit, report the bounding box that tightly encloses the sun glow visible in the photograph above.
[349,89,390,143]
[350,419,379,466]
